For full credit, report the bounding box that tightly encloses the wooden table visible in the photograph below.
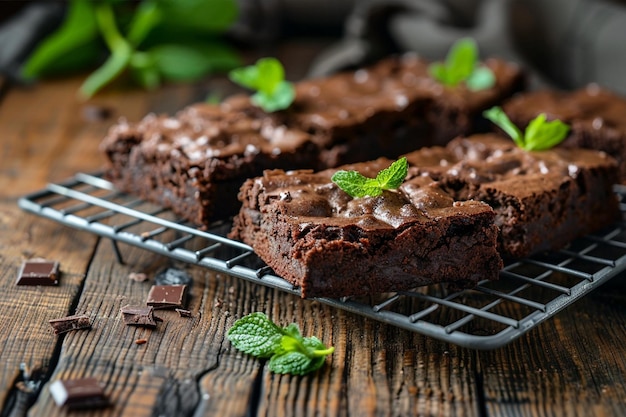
[1,42,626,417]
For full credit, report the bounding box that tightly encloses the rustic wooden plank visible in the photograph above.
[479,276,626,416]
[0,201,98,412]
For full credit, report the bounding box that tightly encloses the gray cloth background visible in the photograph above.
[302,0,626,94]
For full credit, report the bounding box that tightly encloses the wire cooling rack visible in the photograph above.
[18,173,626,349]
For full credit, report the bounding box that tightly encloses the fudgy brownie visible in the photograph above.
[100,107,320,223]
[101,54,525,225]
[229,159,503,298]
[502,85,626,182]
[404,134,620,258]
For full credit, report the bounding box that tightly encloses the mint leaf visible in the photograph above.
[269,351,317,375]
[157,0,238,34]
[229,58,295,112]
[524,114,570,151]
[482,106,524,147]
[483,106,570,151]
[444,38,477,85]
[227,313,334,375]
[428,37,495,90]
[148,43,240,82]
[22,0,99,79]
[332,157,408,198]
[376,157,409,190]
[465,66,496,91]
[227,312,283,358]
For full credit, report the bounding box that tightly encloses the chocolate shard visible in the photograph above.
[146,285,187,309]
[16,259,60,286]
[120,305,157,328]
[48,314,91,335]
[49,377,109,409]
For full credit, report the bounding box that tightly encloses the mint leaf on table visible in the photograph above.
[428,37,495,91]
[229,57,296,112]
[227,312,334,375]
[483,106,570,151]
[331,157,408,198]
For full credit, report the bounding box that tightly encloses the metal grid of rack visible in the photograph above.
[18,173,626,349]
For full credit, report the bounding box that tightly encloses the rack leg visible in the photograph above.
[110,239,125,265]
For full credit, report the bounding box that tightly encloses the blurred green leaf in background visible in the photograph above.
[21,0,241,99]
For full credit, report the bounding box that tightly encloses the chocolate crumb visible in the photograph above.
[175,308,192,317]
[128,272,148,282]
[82,104,112,122]
[49,314,91,335]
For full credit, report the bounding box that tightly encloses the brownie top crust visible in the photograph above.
[503,84,626,134]
[249,160,494,232]
[405,134,618,189]
[102,106,313,163]
[228,54,524,136]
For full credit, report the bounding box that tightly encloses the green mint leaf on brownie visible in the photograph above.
[428,38,495,91]
[331,157,408,198]
[227,312,334,375]
[523,113,570,151]
[229,57,295,112]
[483,106,570,151]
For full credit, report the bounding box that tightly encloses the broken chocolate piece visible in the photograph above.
[49,314,91,335]
[120,305,157,328]
[146,285,186,309]
[175,308,192,318]
[49,378,109,409]
[16,259,60,286]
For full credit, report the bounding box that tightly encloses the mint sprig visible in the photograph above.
[21,0,241,98]
[483,106,570,151]
[227,312,334,375]
[228,57,295,112]
[331,157,408,198]
[428,38,495,91]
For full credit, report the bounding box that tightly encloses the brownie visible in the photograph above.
[404,134,620,258]
[229,159,503,298]
[502,85,626,182]
[101,54,525,226]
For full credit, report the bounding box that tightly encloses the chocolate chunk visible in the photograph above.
[49,378,109,409]
[175,308,192,318]
[81,104,112,122]
[146,285,186,309]
[128,272,148,282]
[155,267,192,286]
[49,314,91,335]
[16,259,60,286]
[120,305,157,328]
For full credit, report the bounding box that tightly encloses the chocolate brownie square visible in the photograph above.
[404,134,620,258]
[229,159,502,298]
[503,85,626,182]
